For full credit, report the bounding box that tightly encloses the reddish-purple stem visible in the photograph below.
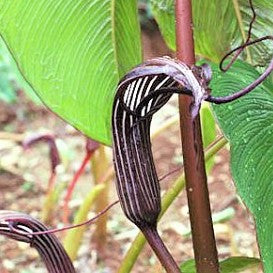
[63,138,99,224]
[23,134,60,174]
[23,134,61,195]
[176,1,219,272]
[63,150,93,223]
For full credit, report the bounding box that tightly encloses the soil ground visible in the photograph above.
[0,28,262,273]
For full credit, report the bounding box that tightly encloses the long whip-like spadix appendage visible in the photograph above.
[0,211,76,273]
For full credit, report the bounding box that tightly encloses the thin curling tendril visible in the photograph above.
[207,35,273,104]
[220,0,256,71]
[5,200,119,236]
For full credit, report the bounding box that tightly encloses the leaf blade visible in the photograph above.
[150,0,273,63]
[210,60,273,272]
[0,0,142,145]
[180,257,260,273]
[151,0,236,62]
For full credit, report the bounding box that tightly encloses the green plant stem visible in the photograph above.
[118,137,227,273]
[232,0,252,64]
[91,145,109,254]
[63,184,105,260]
[176,0,220,272]
[42,172,57,224]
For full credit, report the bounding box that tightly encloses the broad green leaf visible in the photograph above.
[151,0,273,63]
[181,257,260,273]
[210,60,273,272]
[151,0,235,62]
[220,257,260,273]
[0,0,142,145]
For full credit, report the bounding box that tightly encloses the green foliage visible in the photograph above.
[138,0,154,25]
[234,0,273,66]
[0,39,16,103]
[150,0,235,61]
[211,60,273,272]
[200,103,216,171]
[180,257,260,273]
[219,257,260,273]
[0,64,16,103]
[0,0,142,145]
[174,104,216,172]
[201,103,215,148]
[150,0,273,63]
[150,0,176,52]
[181,207,235,237]
[0,37,39,104]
